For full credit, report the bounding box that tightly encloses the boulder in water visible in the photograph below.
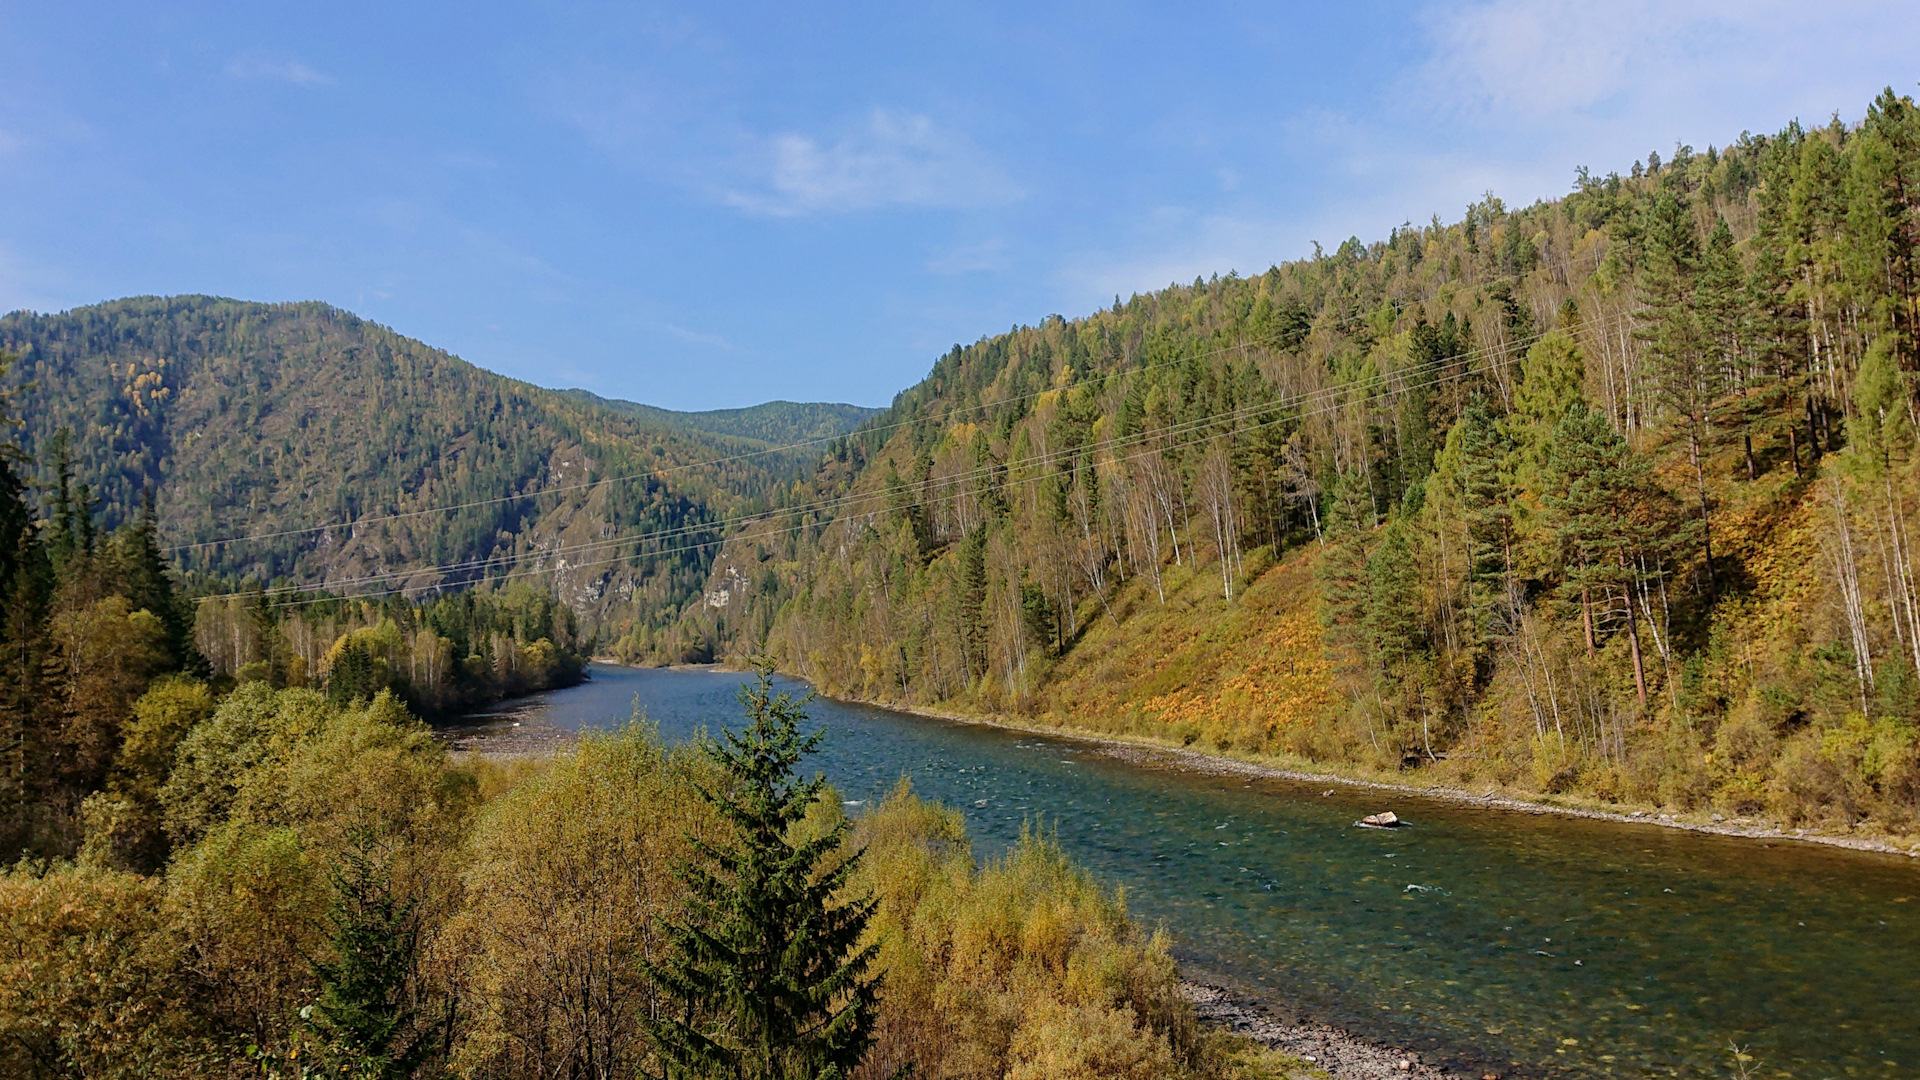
[1358,811,1401,828]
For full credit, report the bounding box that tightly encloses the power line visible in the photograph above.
[170,321,1304,555]
[201,313,1614,606]
[174,241,1612,558]
[202,312,1625,610]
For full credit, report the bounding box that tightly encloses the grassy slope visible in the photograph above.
[840,432,1918,851]
[1037,552,1336,753]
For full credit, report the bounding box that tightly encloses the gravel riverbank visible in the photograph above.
[845,695,1920,860]
[438,708,577,758]
[1183,982,1486,1079]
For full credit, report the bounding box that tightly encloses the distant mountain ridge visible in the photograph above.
[555,391,879,451]
[0,295,859,653]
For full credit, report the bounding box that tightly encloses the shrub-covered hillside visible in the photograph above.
[690,88,1920,835]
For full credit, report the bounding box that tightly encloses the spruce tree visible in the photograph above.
[1315,467,1375,668]
[303,832,439,1080]
[1638,186,1720,590]
[1363,518,1425,668]
[105,488,193,670]
[1852,88,1920,371]
[0,477,48,855]
[327,640,384,705]
[1020,579,1057,657]
[955,527,989,681]
[646,667,883,1080]
[42,427,80,574]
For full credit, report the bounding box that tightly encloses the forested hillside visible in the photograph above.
[691,88,1920,835]
[0,421,1264,1073]
[0,297,867,658]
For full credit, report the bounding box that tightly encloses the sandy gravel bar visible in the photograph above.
[437,714,577,758]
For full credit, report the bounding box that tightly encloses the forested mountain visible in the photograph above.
[0,406,1238,1075]
[555,390,879,450]
[0,296,862,657]
[687,87,1920,834]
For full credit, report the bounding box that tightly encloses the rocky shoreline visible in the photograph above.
[1183,982,1489,1080]
[437,705,578,758]
[837,693,1920,860]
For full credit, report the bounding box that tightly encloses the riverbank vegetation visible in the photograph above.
[3,666,1307,1079]
[690,87,1920,837]
[190,580,586,718]
[0,396,587,863]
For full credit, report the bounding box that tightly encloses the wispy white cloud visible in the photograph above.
[1418,0,1920,132]
[721,110,1021,217]
[225,52,334,88]
[661,322,735,350]
[927,237,1009,275]
[1419,0,1669,119]
[551,70,1021,219]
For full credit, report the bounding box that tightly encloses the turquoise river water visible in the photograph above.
[461,663,1919,1079]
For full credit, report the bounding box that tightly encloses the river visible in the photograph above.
[461,663,1919,1079]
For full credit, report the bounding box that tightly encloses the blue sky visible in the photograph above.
[2,2,1917,410]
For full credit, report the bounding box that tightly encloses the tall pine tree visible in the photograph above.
[301,832,444,1080]
[1639,186,1720,591]
[1540,405,1692,707]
